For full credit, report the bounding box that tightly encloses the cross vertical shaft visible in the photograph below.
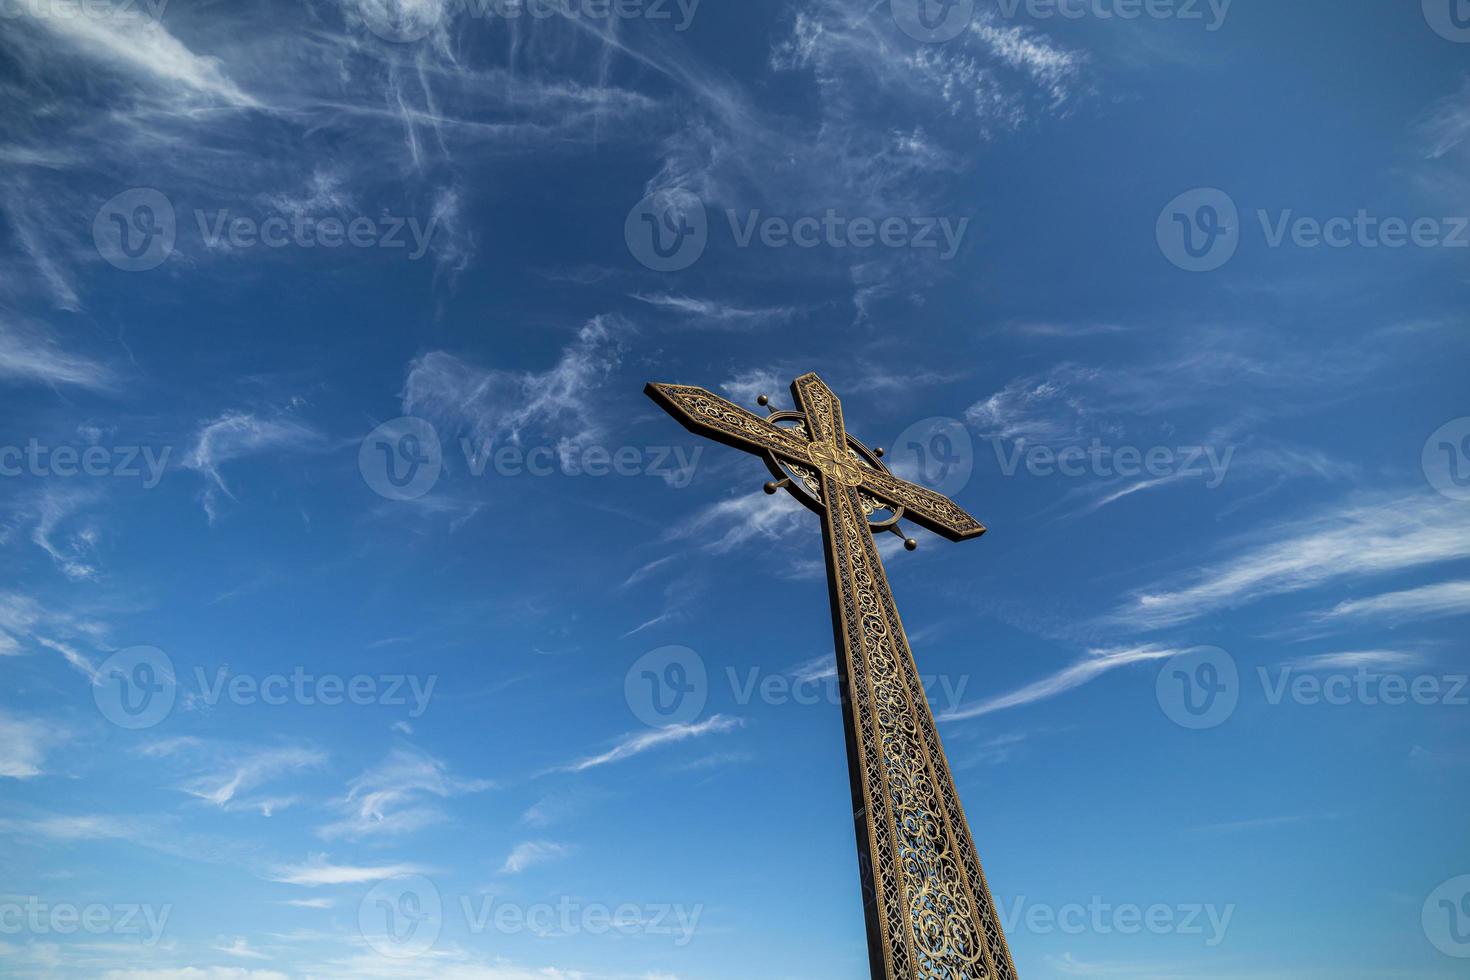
[646,373,1019,979]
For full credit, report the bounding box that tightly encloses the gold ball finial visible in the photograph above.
[874,447,886,458]
[763,481,780,495]
[904,538,918,551]
[757,394,770,407]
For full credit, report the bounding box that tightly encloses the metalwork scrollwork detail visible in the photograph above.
[827,481,1016,980]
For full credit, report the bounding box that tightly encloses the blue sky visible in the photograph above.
[1,0,1469,977]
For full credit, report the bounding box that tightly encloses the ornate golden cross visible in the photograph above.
[646,372,1019,980]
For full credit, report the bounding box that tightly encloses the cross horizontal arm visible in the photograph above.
[644,382,812,461]
[860,467,988,542]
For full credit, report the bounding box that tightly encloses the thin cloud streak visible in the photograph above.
[1321,579,1470,622]
[557,715,742,772]
[941,645,1182,721]
[1115,495,1470,629]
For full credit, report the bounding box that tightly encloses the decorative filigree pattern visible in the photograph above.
[645,383,814,462]
[820,456,1016,980]
[861,468,986,541]
[645,373,1014,980]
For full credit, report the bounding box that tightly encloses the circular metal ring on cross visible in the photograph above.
[759,409,905,531]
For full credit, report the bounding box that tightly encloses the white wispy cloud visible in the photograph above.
[966,364,1105,443]
[619,555,677,590]
[183,408,324,520]
[789,654,837,685]
[0,317,115,390]
[270,857,435,887]
[213,937,270,960]
[0,710,57,779]
[403,315,628,453]
[36,636,99,680]
[719,367,786,410]
[0,591,109,679]
[100,970,288,980]
[318,748,494,841]
[498,840,572,875]
[1321,580,1470,623]
[174,746,326,809]
[1186,813,1335,836]
[0,813,148,843]
[630,292,806,328]
[1280,650,1426,671]
[666,492,809,555]
[14,0,259,107]
[1413,77,1470,212]
[557,715,743,772]
[1115,495,1470,629]
[27,485,103,581]
[520,790,598,828]
[940,645,1183,721]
